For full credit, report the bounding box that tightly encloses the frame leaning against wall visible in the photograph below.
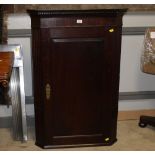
[0,44,27,142]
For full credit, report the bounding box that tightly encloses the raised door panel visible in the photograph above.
[43,37,115,145]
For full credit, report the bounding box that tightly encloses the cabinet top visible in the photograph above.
[27,9,127,17]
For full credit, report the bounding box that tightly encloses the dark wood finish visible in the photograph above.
[0,52,14,87]
[28,9,127,149]
[0,52,14,105]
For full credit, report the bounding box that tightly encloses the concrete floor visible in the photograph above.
[0,120,155,151]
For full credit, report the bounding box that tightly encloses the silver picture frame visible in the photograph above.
[0,44,27,142]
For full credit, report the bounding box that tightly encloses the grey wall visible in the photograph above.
[1,12,155,118]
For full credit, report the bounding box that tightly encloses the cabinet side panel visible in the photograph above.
[31,28,45,146]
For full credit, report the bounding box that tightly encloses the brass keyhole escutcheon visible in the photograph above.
[45,83,51,100]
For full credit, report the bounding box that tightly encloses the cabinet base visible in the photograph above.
[35,139,117,149]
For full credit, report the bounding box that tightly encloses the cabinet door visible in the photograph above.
[42,28,118,146]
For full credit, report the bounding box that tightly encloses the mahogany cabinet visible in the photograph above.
[28,9,126,149]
